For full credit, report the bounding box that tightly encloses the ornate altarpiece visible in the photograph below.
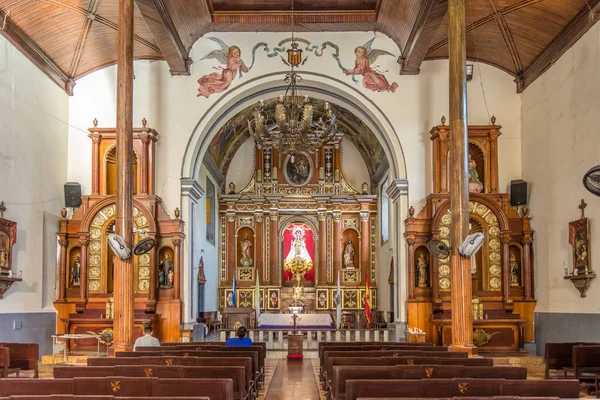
[219,135,378,315]
[53,120,184,348]
[406,118,535,352]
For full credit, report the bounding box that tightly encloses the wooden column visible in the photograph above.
[148,135,156,195]
[112,0,135,353]
[254,212,264,281]
[89,133,101,195]
[407,237,416,299]
[333,212,342,279]
[269,210,278,285]
[439,132,450,193]
[227,212,236,285]
[173,238,182,300]
[501,232,511,300]
[448,0,475,355]
[360,211,370,284]
[79,237,89,302]
[523,237,533,300]
[147,233,157,303]
[57,238,68,301]
[317,211,327,285]
[489,131,500,193]
[140,133,149,195]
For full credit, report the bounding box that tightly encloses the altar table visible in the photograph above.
[258,313,333,329]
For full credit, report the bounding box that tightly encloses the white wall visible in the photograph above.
[0,35,69,312]
[341,140,370,192]
[226,137,255,191]
[522,24,600,314]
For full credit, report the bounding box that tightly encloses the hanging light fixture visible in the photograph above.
[247,0,337,162]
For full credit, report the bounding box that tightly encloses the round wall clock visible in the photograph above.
[283,152,313,187]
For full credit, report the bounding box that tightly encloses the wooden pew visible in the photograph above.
[0,377,234,399]
[330,365,527,400]
[0,347,19,377]
[544,341,599,378]
[116,350,260,387]
[344,378,581,400]
[0,343,39,378]
[572,344,600,394]
[323,356,491,392]
[87,356,254,398]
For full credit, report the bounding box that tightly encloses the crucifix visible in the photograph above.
[579,199,587,219]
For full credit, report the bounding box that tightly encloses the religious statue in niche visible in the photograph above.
[283,224,315,283]
[158,253,174,288]
[228,182,236,194]
[239,236,253,266]
[269,291,279,308]
[284,153,312,186]
[343,240,356,269]
[574,230,590,275]
[417,253,429,287]
[510,253,520,286]
[0,212,16,276]
[342,38,398,93]
[197,38,250,98]
[70,255,81,287]
[468,153,484,193]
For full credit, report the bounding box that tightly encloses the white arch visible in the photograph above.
[179,71,409,332]
[180,71,407,182]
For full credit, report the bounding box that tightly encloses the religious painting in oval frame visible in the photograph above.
[283,152,313,187]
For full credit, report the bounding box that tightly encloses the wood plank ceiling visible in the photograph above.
[0,0,597,95]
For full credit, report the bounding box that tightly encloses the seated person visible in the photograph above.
[133,323,160,351]
[225,326,253,347]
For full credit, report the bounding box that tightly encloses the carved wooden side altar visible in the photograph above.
[406,118,535,352]
[219,134,378,315]
[54,120,184,348]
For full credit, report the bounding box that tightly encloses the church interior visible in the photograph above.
[0,0,599,398]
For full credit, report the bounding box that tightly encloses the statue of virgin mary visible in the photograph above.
[284,226,313,278]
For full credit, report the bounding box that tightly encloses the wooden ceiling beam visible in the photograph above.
[427,0,545,54]
[135,0,191,75]
[210,10,378,24]
[517,0,600,93]
[0,8,74,95]
[68,0,102,79]
[399,0,447,75]
[486,0,523,73]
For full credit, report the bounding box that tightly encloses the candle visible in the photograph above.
[272,167,278,180]
[257,170,262,182]
[319,167,325,180]
[334,169,340,182]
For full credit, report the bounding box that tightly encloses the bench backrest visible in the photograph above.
[151,378,233,399]
[0,379,73,396]
[0,342,39,377]
[573,345,600,376]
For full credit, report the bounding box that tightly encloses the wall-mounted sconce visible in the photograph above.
[466,64,474,82]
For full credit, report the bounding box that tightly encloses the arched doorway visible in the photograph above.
[180,72,409,333]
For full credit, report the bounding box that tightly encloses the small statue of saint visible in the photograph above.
[168,269,174,287]
[228,182,236,194]
[468,153,484,193]
[416,253,428,287]
[70,255,81,287]
[361,182,369,195]
[159,253,174,288]
[270,291,278,308]
[576,243,589,274]
[239,236,253,266]
[0,245,7,268]
[343,240,355,269]
[510,253,520,286]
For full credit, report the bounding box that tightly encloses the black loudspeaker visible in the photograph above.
[64,182,82,208]
[510,179,528,206]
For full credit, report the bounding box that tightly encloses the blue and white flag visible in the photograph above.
[232,274,237,307]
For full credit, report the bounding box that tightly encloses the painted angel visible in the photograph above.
[197,37,249,98]
[344,38,398,93]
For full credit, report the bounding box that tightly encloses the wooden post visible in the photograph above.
[318,211,327,285]
[79,237,89,302]
[406,237,416,299]
[112,0,135,353]
[57,238,68,301]
[269,210,278,285]
[173,238,182,300]
[448,0,476,355]
[360,211,370,284]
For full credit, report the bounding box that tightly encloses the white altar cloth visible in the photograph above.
[258,313,333,329]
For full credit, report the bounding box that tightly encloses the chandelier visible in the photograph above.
[247,0,337,161]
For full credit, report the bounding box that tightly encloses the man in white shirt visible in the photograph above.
[133,323,160,351]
